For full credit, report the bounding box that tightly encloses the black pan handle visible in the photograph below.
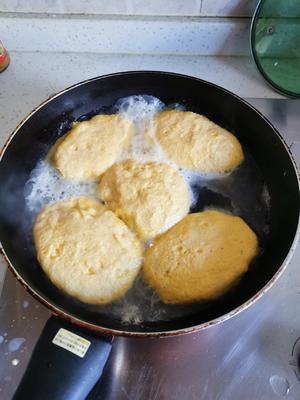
[13,315,113,400]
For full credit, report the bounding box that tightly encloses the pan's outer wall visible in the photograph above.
[0,72,299,336]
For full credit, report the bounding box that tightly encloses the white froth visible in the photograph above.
[115,95,172,164]
[115,95,164,122]
[100,274,172,325]
[180,169,228,208]
[181,168,230,182]
[24,160,97,214]
[120,305,142,325]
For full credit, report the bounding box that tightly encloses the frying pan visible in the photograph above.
[0,71,299,399]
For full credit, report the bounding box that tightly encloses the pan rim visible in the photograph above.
[1,70,299,337]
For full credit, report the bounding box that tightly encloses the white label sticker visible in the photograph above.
[52,328,91,358]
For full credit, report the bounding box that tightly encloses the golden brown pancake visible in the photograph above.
[53,114,133,180]
[148,110,244,173]
[34,197,142,304]
[99,160,191,240]
[143,210,258,304]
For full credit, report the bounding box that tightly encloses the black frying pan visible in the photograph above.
[0,71,299,399]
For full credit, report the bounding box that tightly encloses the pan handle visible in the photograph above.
[13,315,113,400]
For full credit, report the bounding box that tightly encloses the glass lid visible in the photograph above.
[251,0,300,97]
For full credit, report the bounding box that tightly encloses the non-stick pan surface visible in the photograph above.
[0,71,299,336]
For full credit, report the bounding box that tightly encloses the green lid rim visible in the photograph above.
[250,0,300,98]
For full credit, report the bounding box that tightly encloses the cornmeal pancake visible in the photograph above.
[99,160,190,240]
[148,110,244,173]
[34,197,142,304]
[143,210,258,304]
[53,114,133,180]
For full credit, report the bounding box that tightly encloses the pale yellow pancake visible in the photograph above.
[148,110,244,173]
[143,210,258,304]
[53,114,133,180]
[34,197,142,304]
[99,160,190,240]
